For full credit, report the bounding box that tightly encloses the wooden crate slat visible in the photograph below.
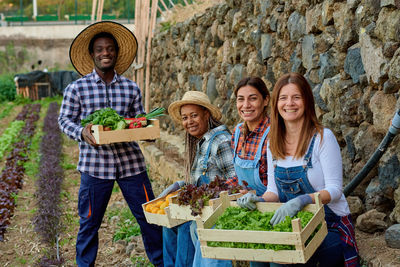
[300,205,325,241]
[196,192,328,264]
[200,246,305,263]
[142,193,188,228]
[91,119,160,144]
[197,229,301,245]
[303,221,328,261]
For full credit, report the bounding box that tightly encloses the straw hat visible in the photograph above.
[168,91,222,123]
[69,21,137,76]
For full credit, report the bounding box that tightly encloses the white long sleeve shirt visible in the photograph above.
[266,128,350,216]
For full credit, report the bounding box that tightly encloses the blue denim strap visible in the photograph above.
[201,130,229,175]
[303,133,317,168]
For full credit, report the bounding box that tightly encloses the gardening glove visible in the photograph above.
[237,192,265,210]
[158,180,185,198]
[270,194,312,226]
[81,124,99,147]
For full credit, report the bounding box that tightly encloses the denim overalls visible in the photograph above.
[191,130,233,267]
[270,134,345,267]
[196,130,228,186]
[165,130,232,267]
[233,123,269,196]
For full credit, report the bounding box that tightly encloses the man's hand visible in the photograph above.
[82,124,99,146]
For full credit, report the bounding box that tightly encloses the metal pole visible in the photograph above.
[75,0,78,24]
[33,0,37,20]
[20,0,23,25]
[127,0,130,23]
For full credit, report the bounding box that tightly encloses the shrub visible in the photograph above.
[0,74,16,102]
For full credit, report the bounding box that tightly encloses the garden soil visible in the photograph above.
[0,136,399,266]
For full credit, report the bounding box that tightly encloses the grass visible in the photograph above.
[159,0,225,30]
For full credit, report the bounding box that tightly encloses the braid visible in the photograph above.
[184,115,228,184]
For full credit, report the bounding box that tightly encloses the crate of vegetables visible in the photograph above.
[142,191,188,228]
[196,191,328,264]
[81,107,164,145]
[168,176,247,222]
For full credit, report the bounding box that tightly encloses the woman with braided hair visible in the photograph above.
[160,91,235,267]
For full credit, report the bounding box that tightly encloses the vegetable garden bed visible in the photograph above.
[196,191,328,264]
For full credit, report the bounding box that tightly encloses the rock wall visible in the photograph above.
[149,0,400,224]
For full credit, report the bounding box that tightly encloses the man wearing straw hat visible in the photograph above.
[58,21,163,267]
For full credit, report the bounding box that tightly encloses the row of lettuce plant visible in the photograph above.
[32,102,65,265]
[0,103,41,241]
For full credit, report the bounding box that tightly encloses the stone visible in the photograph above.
[385,224,400,249]
[306,3,323,33]
[318,49,339,81]
[232,10,246,33]
[355,0,381,28]
[388,48,400,81]
[360,33,387,84]
[369,90,398,133]
[344,44,365,83]
[390,186,400,223]
[125,242,135,255]
[383,80,400,94]
[333,2,358,52]
[383,41,400,58]
[375,7,400,43]
[290,50,305,74]
[312,84,329,113]
[302,34,319,70]
[188,75,202,91]
[228,64,247,88]
[356,209,387,233]
[321,0,335,26]
[287,11,306,42]
[261,34,274,61]
[365,177,396,213]
[347,196,364,219]
[381,0,400,8]
[206,73,218,103]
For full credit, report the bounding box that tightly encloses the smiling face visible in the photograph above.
[277,83,305,125]
[180,104,210,138]
[91,37,118,73]
[236,85,269,130]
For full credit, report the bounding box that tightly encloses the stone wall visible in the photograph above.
[149,0,400,224]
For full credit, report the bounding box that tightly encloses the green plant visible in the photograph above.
[107,206,142,242]
[130,256,154,267]
[0,74,16,102]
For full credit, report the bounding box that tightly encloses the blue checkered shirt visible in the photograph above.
[190,125,236,184]
[58,70,146,179]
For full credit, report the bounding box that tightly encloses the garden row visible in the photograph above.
[0,103,41,241]
[32,102,65,265]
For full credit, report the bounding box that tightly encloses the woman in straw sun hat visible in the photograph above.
[58,21,163,267]
[160,91,235,267]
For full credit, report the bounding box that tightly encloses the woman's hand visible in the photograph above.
[270,194,312,226]
[237,192,265,210]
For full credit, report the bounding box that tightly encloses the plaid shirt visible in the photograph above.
[58,70,146,179]
[190,125,236,184]
[228,117,270,186]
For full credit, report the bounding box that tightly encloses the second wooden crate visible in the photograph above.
[196,191,328,264]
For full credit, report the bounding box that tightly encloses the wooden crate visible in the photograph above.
[142,193,188,228]
[196,192,328,264]
[168,192,245,221]
[91,119,160,144]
